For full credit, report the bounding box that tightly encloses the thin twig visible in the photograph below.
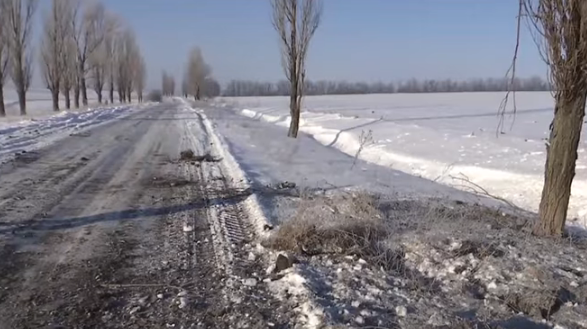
[351,129,373,170]
[449,173,523,211]
[497,0,524,136]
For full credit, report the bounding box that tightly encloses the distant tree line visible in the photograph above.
[222,76,551,97]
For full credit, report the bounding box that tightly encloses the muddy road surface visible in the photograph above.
[0,102,293,329]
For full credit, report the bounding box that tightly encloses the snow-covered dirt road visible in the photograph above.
[0,102,293,328]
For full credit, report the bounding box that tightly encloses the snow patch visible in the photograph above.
[0,105,139,162]
[238,106,587,228]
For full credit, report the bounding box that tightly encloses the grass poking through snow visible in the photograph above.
[263,189,587,328]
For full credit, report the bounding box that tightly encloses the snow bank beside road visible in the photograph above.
[0,106,138,161]
[228,92,587,228]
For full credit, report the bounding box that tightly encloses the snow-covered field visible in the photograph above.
[0,88,144,162]
[1,88,138,121]
[219,92,587,227]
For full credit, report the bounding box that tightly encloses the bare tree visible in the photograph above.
[89,44,106,103]
[162,71,168,95]
[271,0,322,138]
[60,36,77,110]
[0,1,9,117]
[134,54,146,103]
[113,27,139,104]
[103,13,121,105]
[181,76,188,98]
[202,77,221,98]
[162,71,176,96]
[40,0,70,112]
[186,47,211,100]
[1,0,38,115]
[70,0,107,107]
[505,0,587,236]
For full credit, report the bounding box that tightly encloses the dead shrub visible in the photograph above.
[263,191,404,270]
[504,287,574,320]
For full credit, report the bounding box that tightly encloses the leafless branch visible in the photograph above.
[351,129,374,170]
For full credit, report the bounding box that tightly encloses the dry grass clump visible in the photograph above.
[263,192,404,270]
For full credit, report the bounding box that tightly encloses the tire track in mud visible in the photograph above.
[180,108,295,328]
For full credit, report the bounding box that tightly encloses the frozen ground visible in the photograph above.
[2,96,586,328]
[218,92,587,227]
[201,100,587,329]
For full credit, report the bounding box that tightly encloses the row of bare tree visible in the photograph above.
[0,0,147,117]
[160,48,221,100]
[223,76,551,97]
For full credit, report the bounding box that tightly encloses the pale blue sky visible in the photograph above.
[37,0,546,89]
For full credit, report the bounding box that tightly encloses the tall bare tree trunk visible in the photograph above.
[64,89,71,109]
[288,79,300,138]
[81,76,88,106]
[17,86,26,116]
[109,81,114,104]
[0,80,6,117]
[511,0,587,236]
[74,83,80,108]
[288,106,300,137]
[0,83,5,117]
[535,95,587,236]
[97,90,102,104]
[51,89,59,112]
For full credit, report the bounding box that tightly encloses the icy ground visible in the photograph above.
[218,92,587,228]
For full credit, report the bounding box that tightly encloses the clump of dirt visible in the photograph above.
[14,150,40,164]
[179,149,221,163]
[149,175,194,188]
[179,149,195,161]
